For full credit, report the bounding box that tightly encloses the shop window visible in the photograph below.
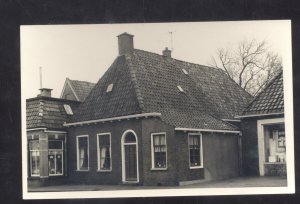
[29,140,40,176]
[188,133,203,168]
[48,140,64,176]
[151,133,167,169]
[77,135,89,171]
[97,133,111,171]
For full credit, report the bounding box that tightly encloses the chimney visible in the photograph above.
[39,88,52,97]
[117,32,134,55]
[162,47,171,58]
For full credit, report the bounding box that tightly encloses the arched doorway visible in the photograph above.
[121,130,139,183]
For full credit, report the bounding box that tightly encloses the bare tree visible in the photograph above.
[210,39,282,96]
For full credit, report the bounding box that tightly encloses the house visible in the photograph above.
[60,33,253,186]
[26,88,81,186]
[60,78,95,102]
[237,71,286,177]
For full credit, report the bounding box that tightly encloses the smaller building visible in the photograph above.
[26,88,80,186]
[238,71,286,177]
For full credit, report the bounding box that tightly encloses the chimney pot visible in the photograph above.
[117,32,134,56]
[39,88,52,97]
[162,47,172,58]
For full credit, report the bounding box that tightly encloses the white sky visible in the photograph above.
[20,20,291,99]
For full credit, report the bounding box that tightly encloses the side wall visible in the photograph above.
[176,131,240,183]
[67,119,143,185]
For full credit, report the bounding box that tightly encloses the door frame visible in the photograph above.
[121,129,139,183]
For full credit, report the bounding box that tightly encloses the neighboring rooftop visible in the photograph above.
[27,96,80,130]
[70,34,252,131]
[60,78,95,102]
[242,71,284,116]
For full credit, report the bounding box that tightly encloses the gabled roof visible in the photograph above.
[60,78,95,101]
[27,96,80,130]
[242,71,284,116]
[71,49,252,131]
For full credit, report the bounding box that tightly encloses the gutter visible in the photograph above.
[235,112,284,119]
[175,127,240,134]
[64,112,162,127]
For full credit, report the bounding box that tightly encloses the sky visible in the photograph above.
[20,20,291,99]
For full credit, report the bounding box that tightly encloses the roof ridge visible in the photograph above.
[124,55,145,112]
[68,78,96,85]
[133,49,224,71]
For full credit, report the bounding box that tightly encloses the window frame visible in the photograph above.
[188,133,203,169]
[76,135,89,171]
[48,140,64,176]
[97,133,112,172]
[151,132,167,170]
[29,139,40,177]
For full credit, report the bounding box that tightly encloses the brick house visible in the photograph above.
[237,71,286,177]
[26,32,254,186]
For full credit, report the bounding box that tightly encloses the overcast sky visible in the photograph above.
[20,20,291,99]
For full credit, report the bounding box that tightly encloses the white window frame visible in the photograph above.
[29,139,40,177]
[151,132,167,170]
[76,135,89,171]
[188,133,203,169]
[48,140,64,176]
[97,133,112,172]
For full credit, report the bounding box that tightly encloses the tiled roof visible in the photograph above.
[27,97,80,130]
[242,71,284,115]
[68,79,95,101]
[71,49,253,131]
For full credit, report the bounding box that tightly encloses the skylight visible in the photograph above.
[182,69,188,75]
[106,83,114,93]
[64,104,73,115]
[177,85,184,92]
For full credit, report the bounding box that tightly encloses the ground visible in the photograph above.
[29,176,287,192]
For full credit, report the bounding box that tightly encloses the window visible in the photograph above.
[177,85,184,92]
[29,140,40,176]
[106,83,114,92]
[182,69,188,75]
[188,133,203,168]
[64,104,73,115]
[97,133,111,171]
[151,133,167,169]
[48,140,64,176]
[76,136,89,171]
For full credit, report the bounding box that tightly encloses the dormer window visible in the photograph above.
[64,104,73,115]
[106,83,114,93]
[182,69,188,75]
[177,85,184,92]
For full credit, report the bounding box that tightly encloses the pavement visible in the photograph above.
[28,176,287,192]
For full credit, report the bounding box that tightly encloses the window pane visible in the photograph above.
[99,134,111,170]
[49,140,63,149]
[31,151,40,175]
[152,134,166,168]
[124,133,136,143]
[78,137,88,170]
[56,152,63,174]
[189,135,201,167]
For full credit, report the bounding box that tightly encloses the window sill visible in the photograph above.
[97,169,112,172]
[49,174,64,176]
[189,166,203,169]
[151,168,168,171]
[76,169,89,172]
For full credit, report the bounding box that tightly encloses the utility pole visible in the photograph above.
[169,31,174,51]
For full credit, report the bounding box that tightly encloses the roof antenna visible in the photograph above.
[39,66,43,89]
[169,31,174,51]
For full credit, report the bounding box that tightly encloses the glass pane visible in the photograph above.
[31,151,40,175]
[49,140,63,149]
[48,153,56,175]
[125,145,137,180]
[154,152,166,168]
[78,137,88,170]
[56,152,63,174]
[99,134,110,145]
[124,133,136,143]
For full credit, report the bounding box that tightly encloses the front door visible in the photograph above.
[122,130,139,183]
